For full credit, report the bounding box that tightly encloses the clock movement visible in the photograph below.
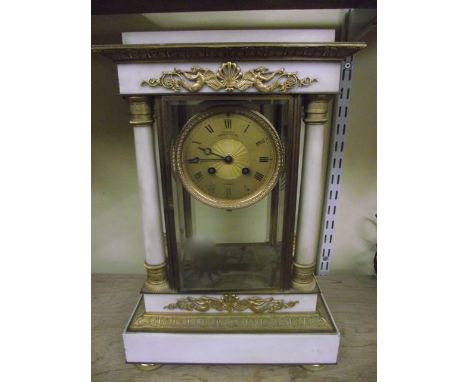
[93,29,366,368]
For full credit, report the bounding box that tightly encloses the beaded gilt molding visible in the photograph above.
[141,62,316,93]
[163,294,299,314]
[91,42,367,63]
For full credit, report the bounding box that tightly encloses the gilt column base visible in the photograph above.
[291,262,317,292]
[142,262,170,293]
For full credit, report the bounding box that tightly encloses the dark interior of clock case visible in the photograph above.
[157,95,301,292]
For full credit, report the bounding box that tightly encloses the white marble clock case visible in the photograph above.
[92,29,366,367]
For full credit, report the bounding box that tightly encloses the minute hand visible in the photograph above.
[187,157,224,164]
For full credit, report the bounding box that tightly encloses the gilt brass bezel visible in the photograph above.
[171,106,284,209]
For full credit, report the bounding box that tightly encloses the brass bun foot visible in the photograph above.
[301,364,326,372]
[135,363,162,371]
[291,262,317,291]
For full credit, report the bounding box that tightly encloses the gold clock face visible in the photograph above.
[172,106,284,209]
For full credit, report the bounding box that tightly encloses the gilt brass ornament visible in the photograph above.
[128,296,335,333]
[141,62,316,93]
[164,294,299,314]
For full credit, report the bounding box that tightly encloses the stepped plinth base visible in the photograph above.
[123,286,340,365]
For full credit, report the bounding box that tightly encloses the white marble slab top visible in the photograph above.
[122,29,335,45]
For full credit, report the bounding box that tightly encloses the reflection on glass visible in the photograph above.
[164,98,290,292]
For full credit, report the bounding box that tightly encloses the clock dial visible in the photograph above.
[172,107,284,209]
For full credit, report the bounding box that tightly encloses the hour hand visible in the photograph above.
[198,147,225,159]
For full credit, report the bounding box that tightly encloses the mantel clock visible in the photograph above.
[93,29,366,369]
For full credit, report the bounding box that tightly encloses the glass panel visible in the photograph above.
[191,197,270,243]
[162,97,291,292]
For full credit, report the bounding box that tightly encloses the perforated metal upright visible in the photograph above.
[317,56,354,275]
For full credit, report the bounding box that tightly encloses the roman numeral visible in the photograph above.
[254,172,265,182]
[259,156,270,162]
[225,188,232,198]
[205,124,214,133]
[243,124,250,133]
[256,139,265,146]
[224,119,232,129]
[207,184,216,193]
[194,171,204,182]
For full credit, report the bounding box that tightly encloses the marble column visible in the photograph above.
[292,95,331,291]
[127,96,169,292]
